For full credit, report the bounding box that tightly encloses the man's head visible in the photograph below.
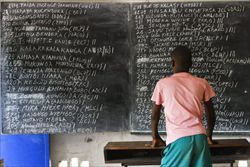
[171,46,192,73]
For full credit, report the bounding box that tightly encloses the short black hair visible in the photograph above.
[171,46,192,68]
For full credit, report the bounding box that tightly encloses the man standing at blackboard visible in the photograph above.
[150,46,216,167]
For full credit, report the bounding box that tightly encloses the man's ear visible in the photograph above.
[171,59,175,67]
[188,61,192,68]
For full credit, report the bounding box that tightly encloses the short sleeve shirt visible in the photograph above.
[151,72,216,145]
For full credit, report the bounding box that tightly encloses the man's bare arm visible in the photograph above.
[204,99,216,144]
[150,102,166,147]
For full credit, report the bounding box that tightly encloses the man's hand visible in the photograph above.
[207,136,213,145]
[146,136,166,148]
[207,136,217,145]
[151,137,166,147]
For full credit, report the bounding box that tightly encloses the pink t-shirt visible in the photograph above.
[151,72,216,145]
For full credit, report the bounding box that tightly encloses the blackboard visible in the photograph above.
[1,2,130,133]
[131,2,250,133]
[1,2,250,134]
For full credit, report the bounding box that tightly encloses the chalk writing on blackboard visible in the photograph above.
[1,2,250,134]
[131,2,250,133]
[1,2,130,133]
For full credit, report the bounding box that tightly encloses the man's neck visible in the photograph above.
[174,68,189,74]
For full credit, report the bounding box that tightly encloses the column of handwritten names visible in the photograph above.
[132,2,250,132]
[1,3,123,133]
